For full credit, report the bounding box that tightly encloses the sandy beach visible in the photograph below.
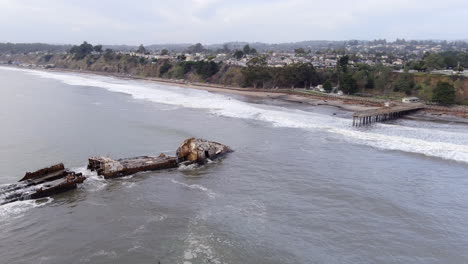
[51,68,468,120]
[43,67,381,112]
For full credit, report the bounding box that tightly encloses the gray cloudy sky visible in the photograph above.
[0,0,467,45]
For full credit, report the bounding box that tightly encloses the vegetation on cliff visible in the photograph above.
[408,51,468,72]
[432,82,456,105]
[31,50,468,105]
[2,41,467,105]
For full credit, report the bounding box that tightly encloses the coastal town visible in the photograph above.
[2,40,468,73]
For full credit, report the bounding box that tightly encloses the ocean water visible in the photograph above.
[0,66,467,264]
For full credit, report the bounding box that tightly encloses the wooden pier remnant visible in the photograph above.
[353,105,423,127]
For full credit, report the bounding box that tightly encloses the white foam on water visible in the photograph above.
[146,213,167,223]
[178,163,200,171]
[90,250,118,259]
[72,166,107,192]
[223,200,268,225]
[4,67,468,164]
[0,197,53,221]
[170,179,216,198]
[183,232,224,264]
[122,181,136,188]
[127,241,143,252]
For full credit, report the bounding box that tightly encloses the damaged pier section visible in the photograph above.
[353,105,423,127]
[0,138,232,205]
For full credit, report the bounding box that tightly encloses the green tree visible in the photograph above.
[284,63,318,88]
[233,50,244,59]
[42,54,53,62]
[294,48,306,55]
[365,75,375,89]
[338,55,349,73]
[415,83,432,101]
[247,56,267,67]
[69,41,94,60]
[374,65,392,93]
[242,56,271,88]
[103,49,114,61]
[353,70,368,91]
[137,44,146,54]
[423,53,445,71]
[93,45,103,53]
[193,61,220,78]
[139,57,147,64]
[408,60,427,72]
[188,43,204,53]
[161,49,169,55]
[243,44,251,55]
[159,62,172,75]
[242,66,270,88]
[394,71,414,95]
[432,82,456,105]
[341,73,358,94]
[177,54,186,61]
[222,44,231,53]
[323,80,333,93]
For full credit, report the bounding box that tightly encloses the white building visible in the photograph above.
[402,97,420,103]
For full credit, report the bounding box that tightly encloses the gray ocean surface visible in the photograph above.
[0,67,467,264]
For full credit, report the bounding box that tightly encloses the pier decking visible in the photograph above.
[353,105,423,126]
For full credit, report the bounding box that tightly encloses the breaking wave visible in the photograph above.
[0,197,53,221]
[2,67,467,164]
[71,166,108,192]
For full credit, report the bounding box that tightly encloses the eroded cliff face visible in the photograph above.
[413,74,468,103]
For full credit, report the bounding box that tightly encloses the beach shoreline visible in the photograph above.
[2,65,467,122]
[38,68,390,112]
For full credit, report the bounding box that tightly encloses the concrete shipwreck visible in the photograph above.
[88,154,178,179]
[1,163,85,205]
[0,139,231,205]
[176,138,233,165]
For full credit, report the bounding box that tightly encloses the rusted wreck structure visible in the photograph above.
[88,154,178,179]
[88,138,232,179]
[1,163,85,205]
[0,138,231,205]
[176,138,232,165]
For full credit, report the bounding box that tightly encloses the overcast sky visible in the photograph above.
[1,0,467,45]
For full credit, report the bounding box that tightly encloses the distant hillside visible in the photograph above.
[2,39,468,54]
[0,43,71,54]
